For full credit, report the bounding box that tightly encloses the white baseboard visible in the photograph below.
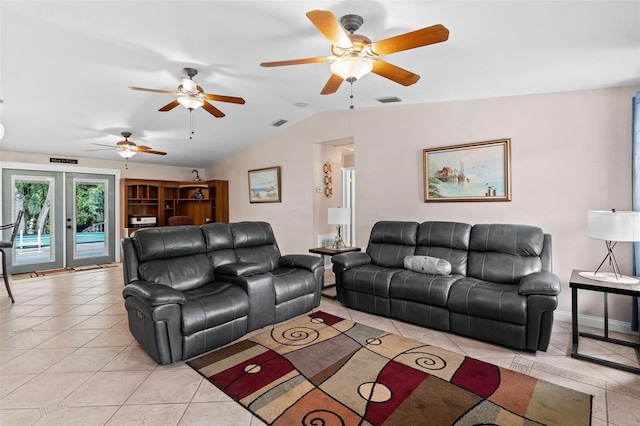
[555,309,637,336]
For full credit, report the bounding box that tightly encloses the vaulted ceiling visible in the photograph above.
[1,1,638,168]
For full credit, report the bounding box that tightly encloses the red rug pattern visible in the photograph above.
[188,311,592,425]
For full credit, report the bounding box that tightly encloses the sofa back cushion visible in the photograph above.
[131,226,214,291]
[200,223,237,268]
[231,222,281,273]
[366,221,418,268]
[415,221,471,276]
[467,224,544,284]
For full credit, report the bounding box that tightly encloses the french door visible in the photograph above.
[1,168,116,274]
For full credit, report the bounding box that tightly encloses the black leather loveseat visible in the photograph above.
[332,221,561,352]
[121,221,324,364]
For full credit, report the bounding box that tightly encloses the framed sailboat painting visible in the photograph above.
[423,139,511,202]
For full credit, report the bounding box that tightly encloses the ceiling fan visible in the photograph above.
[87,132,166,159]
[260,10,449,95]
[129,68,245,118]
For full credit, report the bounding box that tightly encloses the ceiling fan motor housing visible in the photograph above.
[341,14,364,33]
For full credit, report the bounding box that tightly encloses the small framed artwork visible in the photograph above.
[248,166,281,203]
[423,138,511,202]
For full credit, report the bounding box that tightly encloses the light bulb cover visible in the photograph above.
[116,145,137,159]
[330,56,374,81]
[178,96,204,110]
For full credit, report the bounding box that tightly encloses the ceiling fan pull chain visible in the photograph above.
[189,110,195,140]
[349,81,355,109]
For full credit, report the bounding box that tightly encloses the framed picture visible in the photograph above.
[423,139,511,202]
[248,166,281,203]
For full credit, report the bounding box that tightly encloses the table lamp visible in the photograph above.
[579,209,640,284]
[328,207,350,249]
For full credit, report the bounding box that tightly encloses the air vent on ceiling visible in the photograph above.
[376,96,403,104]
[271,119,288,127]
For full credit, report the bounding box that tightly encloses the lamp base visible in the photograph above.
[578,271,639,284]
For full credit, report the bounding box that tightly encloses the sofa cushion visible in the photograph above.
[272,267,318,304]
[341,264,402,298]
[467,224,544,284]
[231,222,281,272]
[416,221,471,276]
[389,270,461,308]
[447,277,527,325]
[181,282,250,335]
[201,223,237,268]
[138,254,214,292]
[132,226,206,262]
[404,255,452,275]
[367,221,418,268]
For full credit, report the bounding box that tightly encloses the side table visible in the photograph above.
[570,269,640,374]
[309,246,361,299]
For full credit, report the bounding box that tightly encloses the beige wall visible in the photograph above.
[209,86,640,324]
[0,151,205,182]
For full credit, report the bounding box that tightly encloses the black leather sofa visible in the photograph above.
[121,221,324,364]
[332,221,561,352]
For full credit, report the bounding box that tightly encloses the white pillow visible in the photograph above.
[404,255,452,276]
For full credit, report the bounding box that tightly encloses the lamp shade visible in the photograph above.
[328,208,350,225]
[587,210,640,242]
[330,56,373,81]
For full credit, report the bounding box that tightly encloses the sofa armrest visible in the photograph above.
[519,271,561,296]
[279,254,324,272]
[216,273,275,331]
[332,252,372,269]
[122,281,186,306]
[216,262,264,277]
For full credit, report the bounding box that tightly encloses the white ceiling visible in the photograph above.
[1,1,638,168]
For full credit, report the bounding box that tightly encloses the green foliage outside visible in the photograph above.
[15,182,51,234]
[15,182,104,234]
[74,184,105,232]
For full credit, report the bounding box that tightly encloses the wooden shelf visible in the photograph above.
[120,179,228,229]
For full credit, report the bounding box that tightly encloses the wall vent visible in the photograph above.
[376,96,403,104]
[271,119,288,127]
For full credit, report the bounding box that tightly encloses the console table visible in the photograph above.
[570,269,640,374]
[309,246,361,299]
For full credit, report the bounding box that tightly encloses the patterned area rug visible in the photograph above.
[188,311,592,425]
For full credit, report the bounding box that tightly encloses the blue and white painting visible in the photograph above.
[425,140,510,201]
[249,167,280,202]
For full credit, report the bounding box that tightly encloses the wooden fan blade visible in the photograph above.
[90,143,117,148]
[129,86,177,95]
[203,94,246,104]
[371,60,420,86]
[137,147,167,156]
[85,148,115,152]
[260,56,333,67]
[159,99,180,112]
[202,101,225,118]
[306,10,353,49]
[320,73,343,95]
[369,24,449,56]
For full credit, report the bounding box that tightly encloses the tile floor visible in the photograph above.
[1,266,640,425]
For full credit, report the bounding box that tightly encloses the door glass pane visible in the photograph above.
[73,178,107,259]
[12,176,55,266]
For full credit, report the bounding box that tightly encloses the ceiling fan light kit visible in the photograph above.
[116,145,137,159]
[330,55,374,82]
[260,10,449,99]
[177,95,204,110]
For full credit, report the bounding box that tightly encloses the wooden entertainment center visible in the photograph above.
[120,179,228,237]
